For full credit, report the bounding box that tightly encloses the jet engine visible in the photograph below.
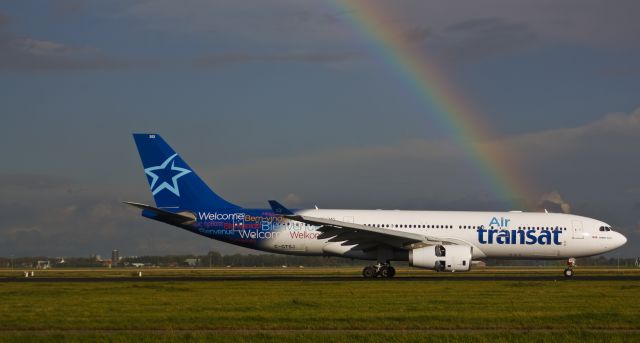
[409,245,472,272]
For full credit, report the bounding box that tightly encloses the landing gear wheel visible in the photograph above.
[564,268,574,278]
[362,266,377,278]
[564,257,576,278]
[385,266,396,278]
[380,267,389,278]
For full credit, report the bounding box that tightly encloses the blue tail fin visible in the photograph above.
[132,133,240,210]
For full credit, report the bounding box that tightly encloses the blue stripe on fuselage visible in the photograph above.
[189,208,293,248]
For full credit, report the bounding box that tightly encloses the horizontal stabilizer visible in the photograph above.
[123,201,196,225]
[268,200,294,215]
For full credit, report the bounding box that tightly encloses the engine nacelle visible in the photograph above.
[409,245,472,272]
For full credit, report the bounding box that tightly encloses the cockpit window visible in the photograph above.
[599,226,605,231]
[600,226,612,232]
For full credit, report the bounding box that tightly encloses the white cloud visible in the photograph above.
[282,193,302,206]
[537,191,571,213]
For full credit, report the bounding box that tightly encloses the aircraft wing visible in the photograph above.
[268,200,466,249]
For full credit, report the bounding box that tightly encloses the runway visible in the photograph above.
[2,275,640,282]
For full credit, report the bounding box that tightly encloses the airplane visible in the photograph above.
[125,133,627,278]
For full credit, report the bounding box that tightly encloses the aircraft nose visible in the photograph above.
[619,233,628,247]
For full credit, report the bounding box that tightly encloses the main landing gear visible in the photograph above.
[564,257,576,278]
[362,263,396,278]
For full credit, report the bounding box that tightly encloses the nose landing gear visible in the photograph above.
[564,257,576,277]
[362,263,396,278]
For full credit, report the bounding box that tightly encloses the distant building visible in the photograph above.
[112,250,119,267]
[36,260,50,269]
[184,258,200,267]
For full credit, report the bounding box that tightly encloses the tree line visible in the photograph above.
[0,253,637,268]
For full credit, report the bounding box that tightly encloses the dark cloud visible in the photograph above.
[404,27,432,43]
[3,107,639,257]
[53,0,88,15]
[2,108,639,257]
[290,10,343,26]
[0,11,8,29]
[438,17,538,63]
[120,1,640,54]
[0,184,252,257]
[193,52,362,68]
[0,11,134,72]
[600,66,640,77]
[0,173,71,191]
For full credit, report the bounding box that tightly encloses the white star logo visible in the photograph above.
[144,153,192,196]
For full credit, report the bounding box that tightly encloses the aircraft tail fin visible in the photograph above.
[132,133,240,210]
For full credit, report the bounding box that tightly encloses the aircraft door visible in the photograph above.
[571,220,584,239]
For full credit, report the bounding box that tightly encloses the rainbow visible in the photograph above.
[329,1,531,207]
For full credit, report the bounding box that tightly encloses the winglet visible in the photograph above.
[268,200,294,215]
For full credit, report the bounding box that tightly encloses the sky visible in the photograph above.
[0,0,639,258]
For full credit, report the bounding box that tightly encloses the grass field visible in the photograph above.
[1,268,639,342]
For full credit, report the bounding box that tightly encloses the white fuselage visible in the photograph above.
[258,209,626,260]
